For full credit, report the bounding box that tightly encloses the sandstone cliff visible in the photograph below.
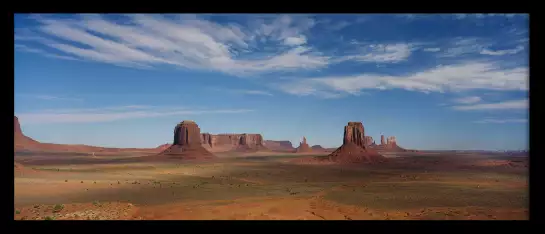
[264,140,294,152]
[327,122,385,163]
[295,136,312,153]
[200,133,267,152]
[373,135,406,152]
[14,116,167,153]
[159,120,216,159]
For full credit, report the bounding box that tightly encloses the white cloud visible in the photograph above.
[452,99,528,111]
[452,96,481,104]
[480,45,524,56]
[17,94,83,101]
[284,36,307,46]
[338,43,413,63]
[15,44,81,61]
[276,61,528,97]
[236,90,273,96]
[473,118,528,124]
[15,14,329,76]
[17,105,254,124]
[451,14,526,19]
[439,38,489,58]
[423,47,441,52]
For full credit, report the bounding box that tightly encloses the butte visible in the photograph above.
[158,120,216,160]
[327,122,386,163]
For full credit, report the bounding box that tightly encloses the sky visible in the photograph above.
[14,13,529,151]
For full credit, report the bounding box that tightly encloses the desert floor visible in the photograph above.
[14,152,528,220]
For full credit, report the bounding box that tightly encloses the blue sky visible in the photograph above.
[14,14,529,150]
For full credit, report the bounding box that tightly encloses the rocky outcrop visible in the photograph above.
[327,122,385,163]
[156,143,172,151]
[373,135,406,152]
[380,135,386,145]
[264,140,294,152]
[311,145,331,152]
[14,116,40,151]
[159,120,216,159]
[201,133,267,152]
[344,122,366,148]
[387,136,397,147]
[364,136,376,147]
[295,136,312,153]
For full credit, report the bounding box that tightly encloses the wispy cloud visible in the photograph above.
[338,43,414,63]
[423,47,441,52]
[480,45,524,56]
[438,37,489,58]
[235,90,273,96]
[452,99,528,111]
[17,105,254,124]
[18,94,83,101]
[15,14,330,76]
[451,14,525,20]
[15,44,81,61]
[276,61,528,97]
[452,96,481,104]
[473,118,528,124]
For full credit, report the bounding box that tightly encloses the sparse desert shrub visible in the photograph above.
[65,180,68,182]
[44,216,55,220]
[15,210,21,214]
[53,204,64,213]
[93,201,101,207]
[81,181,83,183]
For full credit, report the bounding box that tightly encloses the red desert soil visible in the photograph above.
[14,202,141,220]
[133,195,527,220]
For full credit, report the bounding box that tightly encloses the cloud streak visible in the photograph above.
[17,94,83,101]
[452,96,481,104]
[452,99,528,111]
[15,14,330,76]
[275,61,528,97]
[473,118,528,124]
[17,105,254,124]
[480,46,524,56]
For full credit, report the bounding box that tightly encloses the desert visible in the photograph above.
[14,13,529,221]
[14,117,528,220]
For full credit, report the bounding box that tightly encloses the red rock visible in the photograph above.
[364,136,376,147]
[264,140,294,152]
[295,136,312,153]
[373,135,407,152]
[327,122,386,163]
[380,135,386,145]
[387,136,397,147]
[200,133,267,152]
[158,120,216,159]
[156,144,171,151]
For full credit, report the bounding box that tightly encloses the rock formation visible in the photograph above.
[156,143,172,151]
[158,120,216,159]
[311,145,331,152]
[386,136,397,147]
[364,136,376,147]
[264,140,294,152]
[295,136,312,153]
[201,133,267,152]
[327,122,385,163]
[380,135,386,145]
[373,135,406,152]
[14,116,40,151]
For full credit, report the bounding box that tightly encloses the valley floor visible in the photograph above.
[14,152,528,220]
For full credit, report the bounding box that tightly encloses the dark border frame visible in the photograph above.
[6,9,537,232]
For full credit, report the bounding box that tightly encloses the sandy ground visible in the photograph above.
[14,152,528,220]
